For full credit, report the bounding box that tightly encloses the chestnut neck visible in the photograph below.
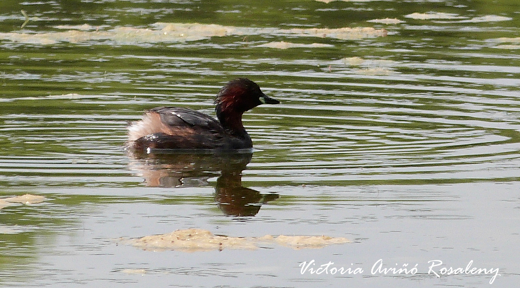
[216,107,249,139]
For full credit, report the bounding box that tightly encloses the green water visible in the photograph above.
[1,0,520,287]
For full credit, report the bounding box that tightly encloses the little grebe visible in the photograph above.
[127,78,279,152]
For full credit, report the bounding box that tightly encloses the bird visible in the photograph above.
[127,78,279,153]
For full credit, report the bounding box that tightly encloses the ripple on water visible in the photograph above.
[0,3,519,189]
[0,22,387,46]
[2,75,520,187]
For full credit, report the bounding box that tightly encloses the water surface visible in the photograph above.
[1,0,520,287]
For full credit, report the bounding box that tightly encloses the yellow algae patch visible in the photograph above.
[0,24,229,45]
[0,194,46,210]
[343,56,365,66]
[342,57,395,67]
[54,24,97,31]
[127,229,257,252]
[316,0,374,3]
[124,228,349,252]
[121,269,147,275]
[0,29,101,45]
[368,18,405,25]
[357,67,393,76]
[458,15,511,23]
[153,22,234,39]
[262,235,350,249]
[487,37,520,49]
[5,194,46,204]
[0,226,24,234]
[0,32,59,45]
[494,45,520,49]
[0,22,386,46]
[492,37,520,44]
[257,41,334,49]
[288,27,387,40]
[340,57,395,75]
[405,12,465,20]
[405,13,510,23]
[0,200,10,210]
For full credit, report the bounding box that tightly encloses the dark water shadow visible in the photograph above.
[128,150,279,217]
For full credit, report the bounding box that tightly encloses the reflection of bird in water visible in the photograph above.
[127,151,279,217]
[215,172,279,217]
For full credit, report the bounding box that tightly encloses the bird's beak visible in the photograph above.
[260,93,280,104]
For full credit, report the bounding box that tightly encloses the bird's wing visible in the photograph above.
[149,107,223,132]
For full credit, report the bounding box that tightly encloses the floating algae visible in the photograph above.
[367,18,405,25]
[120,269,147,275]
[340,57,396,75]
[0,22,387,46]
[405,12,466,20]
[457,15,511,23]
[0,194,46,210]
[315,0,375,3]
[342,56,365,66]
[259,234,351,249]
[487,37,520,49]
[405,12,510,23]
[123,228,349,252]
[256,41,334,49]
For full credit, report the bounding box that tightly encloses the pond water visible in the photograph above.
[1,0,520,287]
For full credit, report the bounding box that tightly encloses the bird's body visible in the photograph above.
[127,78,279,152]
